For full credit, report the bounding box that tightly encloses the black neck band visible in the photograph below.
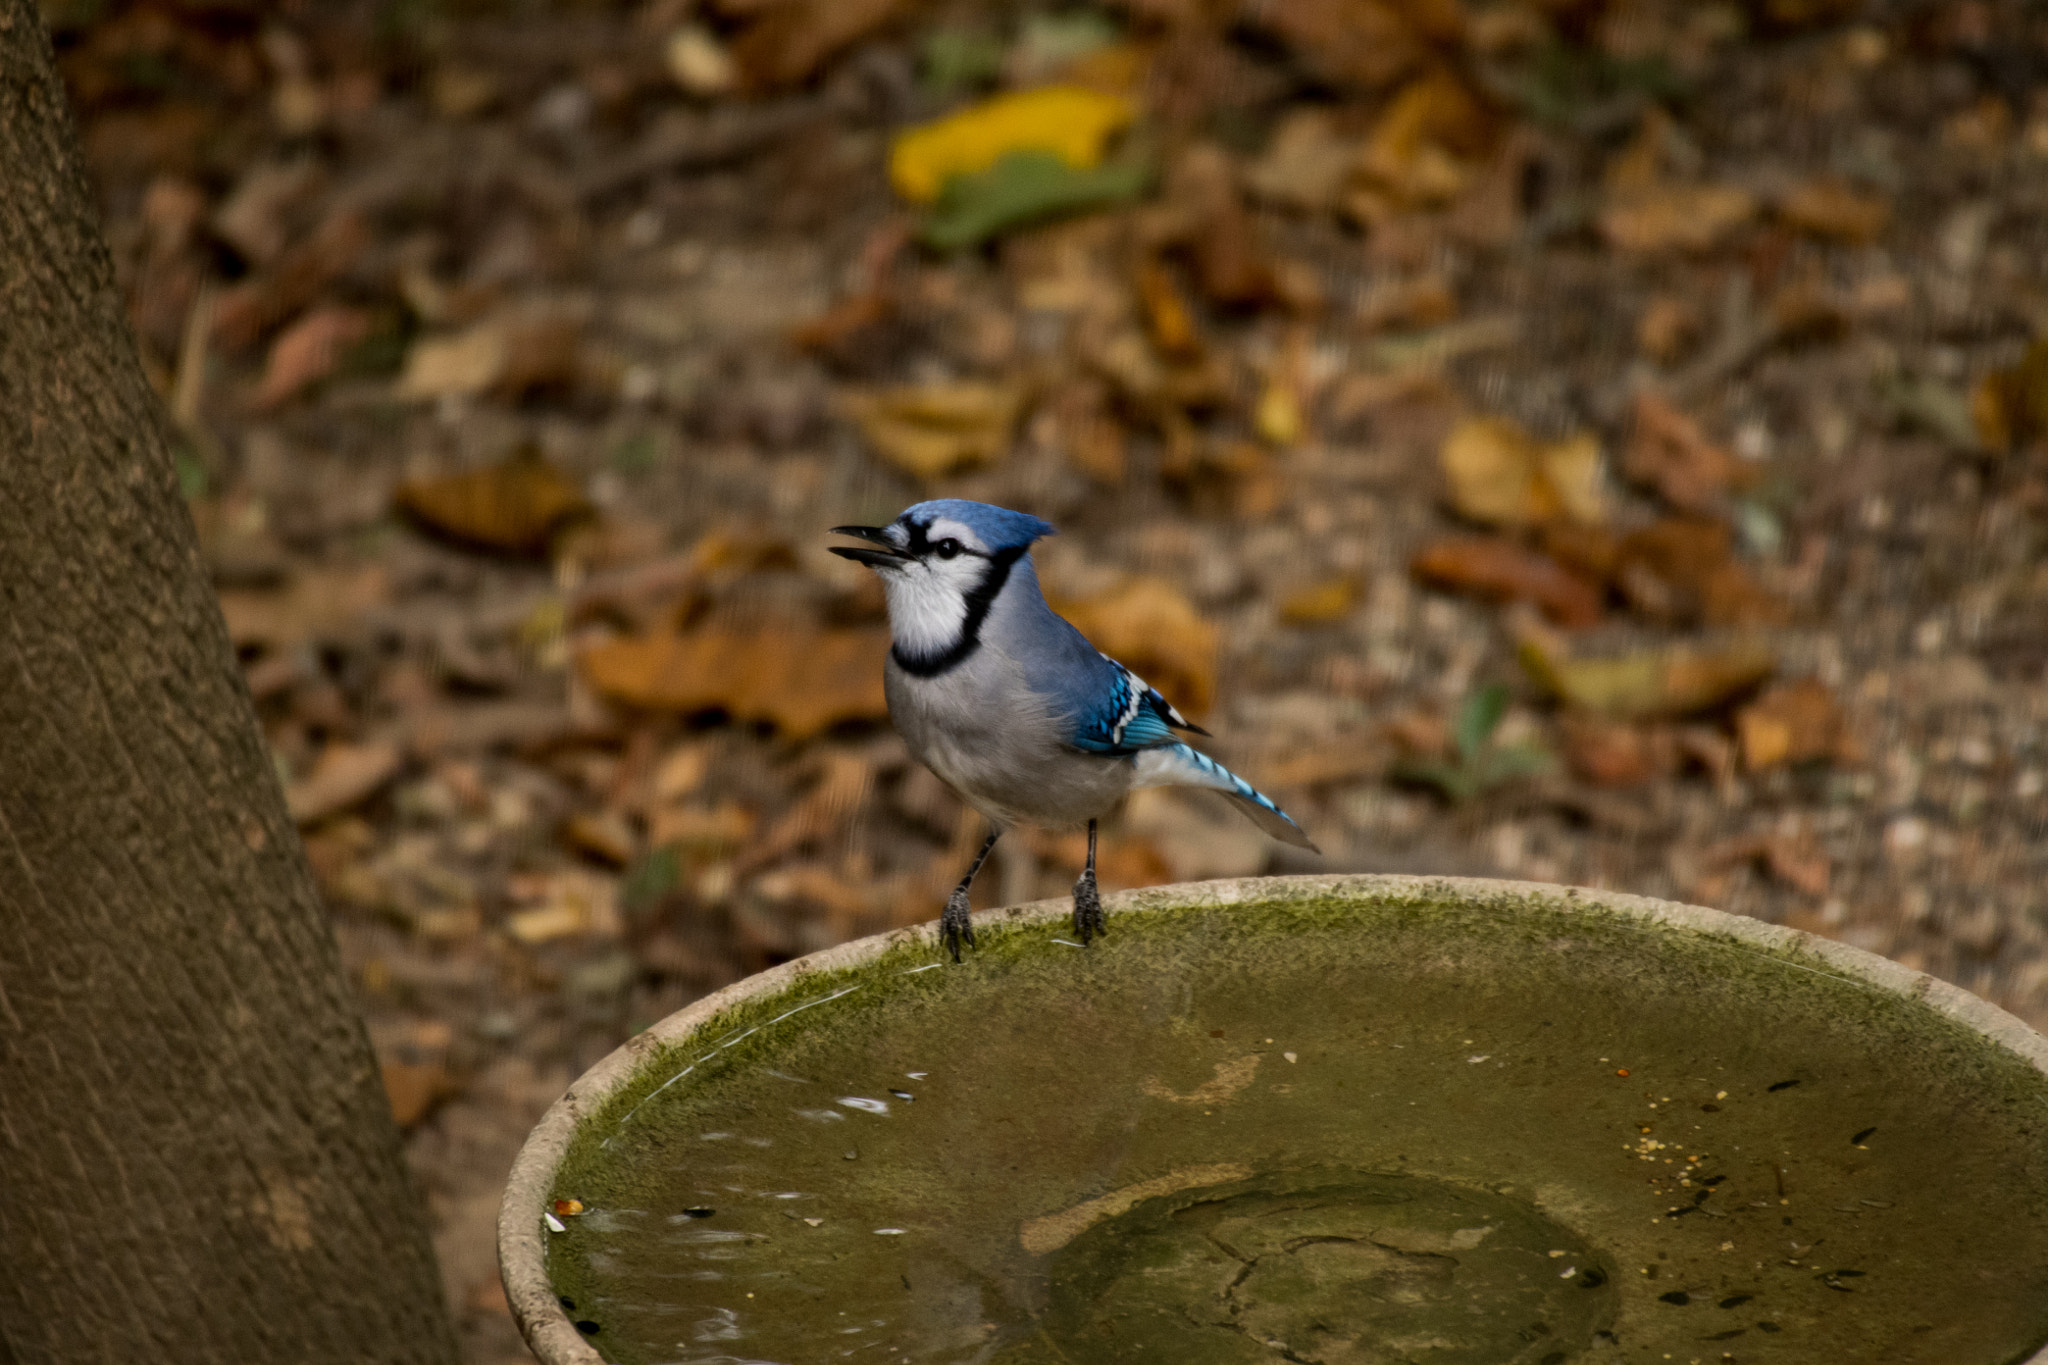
[892,546,1026,678]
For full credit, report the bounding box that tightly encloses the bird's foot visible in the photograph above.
[940,887,976,963]
[1071,869,1105,946]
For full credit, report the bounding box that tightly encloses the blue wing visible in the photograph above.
[1068,656,1208,755]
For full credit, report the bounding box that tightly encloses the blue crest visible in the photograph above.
[900,500,1056,551]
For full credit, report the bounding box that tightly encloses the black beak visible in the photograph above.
[829,525,907,568]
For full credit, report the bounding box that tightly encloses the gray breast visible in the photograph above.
[885,647,1134,830]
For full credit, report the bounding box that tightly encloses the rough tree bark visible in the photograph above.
[0,5,459,1362]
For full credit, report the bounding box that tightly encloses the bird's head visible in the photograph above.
[830,500,1055,668]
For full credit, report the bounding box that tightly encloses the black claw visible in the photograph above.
[941,889,975,963]
[1072,870,1105,946]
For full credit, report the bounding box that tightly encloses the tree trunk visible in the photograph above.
[0,6,458,1362]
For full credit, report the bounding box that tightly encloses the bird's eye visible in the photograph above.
[934,538,962,560]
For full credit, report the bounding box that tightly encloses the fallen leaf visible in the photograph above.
[1134,259,1202,361]
[1777,177,1890,243]
[1971,338,2048,453]
[211,209,370,351]
[1353,70,1496,211]
[1279,577,1362,625]
[1412,537,1604,628]
[1612,518,1784,627]
[395,453,591,556]
[1520,636,1774,719]
[1735,679,1845,771]
[395,324,506,401]
[667,23,737,95]
[1050,377,1128,486]
[648,801,758,854]
[1600,183,1757,253]
[1705,832,1829,898]
[381,1059,456,1130]
[1623,392,1751,512]
[251,305,370,410]
[1059,577,1217,716]
[579,626,890,739]
[561,812,637,866]
[217,564,390,651]
[890,85,1134,204]
[843,381,1026,478]
[1636,295,1698,361]
[1245,107,1360,213]
[1559,716,1675,787]
[1439,416,1606,529]
[920,150,1151,250]
[287,740,403,825]
[730,0,907,92]
[1247,0,1461,91]
[1165,144,1285,308]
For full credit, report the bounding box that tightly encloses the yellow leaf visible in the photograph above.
[1439,416,1606,529]
[843,381,1026,479]
[1520,637,1774,719]
[1279,577,1361,624]
[889,86,1133,205]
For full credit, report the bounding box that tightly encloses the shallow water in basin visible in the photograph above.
[542,888,2048,1364]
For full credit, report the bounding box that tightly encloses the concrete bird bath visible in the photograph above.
[500,875,2048,1364]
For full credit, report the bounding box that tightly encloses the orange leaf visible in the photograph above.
[251,305,370,410]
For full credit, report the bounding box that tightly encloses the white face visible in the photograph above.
[877,516,996,658]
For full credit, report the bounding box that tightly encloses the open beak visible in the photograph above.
[828,525,907,569]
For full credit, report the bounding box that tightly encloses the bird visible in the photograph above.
[830,499,1316,960]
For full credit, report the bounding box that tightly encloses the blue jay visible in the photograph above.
[831,499,1316,960]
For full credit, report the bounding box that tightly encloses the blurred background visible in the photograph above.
[41,0,2048,1354]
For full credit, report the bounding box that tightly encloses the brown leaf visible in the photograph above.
[1051,378,1128,486]
[211,209,370,351]
[218,565,391,651]
[1636,295,1699,362]
[843,381,1026,479]
[1246,0,1461,91]
[729,0,907,92]
[394,453,591,556]
[287,740,403,825]
[1735,679,1844,772]
[1353,70,1497,211]
[1559,716,1675,788]
[1777,177,1890,243]
[1623,392,1750,512]
[1165,144,1283,308]
[1611,518,1785,628]
[578,626,890,739]
[1600,183,1757,254]
[1411,537,1603,628]
[381,1059,457,1130]
[1439,416,1606,529]
[1135,259,1203,361]
[1971,338,2048,454]
[1705,832,1829,898]
[251,305,370,410]
[1058,577,1218,716]
[1244,107,1360,214]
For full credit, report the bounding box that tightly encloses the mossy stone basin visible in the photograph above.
[499,875,2048,1364]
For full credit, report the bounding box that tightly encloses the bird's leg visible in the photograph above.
[1072,819,1105,945]
[942,829,1000,962]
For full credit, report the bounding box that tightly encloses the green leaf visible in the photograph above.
[920,149,1150,250]
[1453,684,1511,763]
[919,27,1005,97]
[621,845,681,918]
[1388,756,1481,805]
